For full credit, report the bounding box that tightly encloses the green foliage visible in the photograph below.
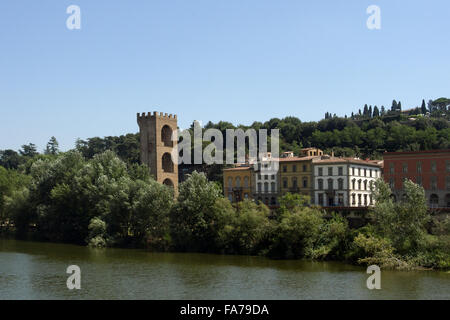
[4,150,172,247]
[220,201,272,255]
[351,233,410,269]
[371,179,429,254]
[170,171,223,252]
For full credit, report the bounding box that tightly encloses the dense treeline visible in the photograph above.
[1,98,449,174]
[0,151,449,269]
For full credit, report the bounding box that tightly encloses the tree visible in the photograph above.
[0,150,22,169]
[169,171,223,252]
[373,106,380,117]
[19,143,38,157]
[421,99,427,114]
[45,136,59,155]
[371,179,429,254]
[391,100,398,111]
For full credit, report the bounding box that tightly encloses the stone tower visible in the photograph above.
[137,111,178,193]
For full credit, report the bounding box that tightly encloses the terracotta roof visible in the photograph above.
[313,157,382,167]
[278,156,319,162]
[383,149,450,156]
[223,166,251,171]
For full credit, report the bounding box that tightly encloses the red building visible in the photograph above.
[383,150,450,208]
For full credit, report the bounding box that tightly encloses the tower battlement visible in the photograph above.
[137,111,177,121]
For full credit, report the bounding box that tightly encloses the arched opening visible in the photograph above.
[161,125,173,147]
[430,194,439,208]
[162,153,174,173]
[163,178,173,188]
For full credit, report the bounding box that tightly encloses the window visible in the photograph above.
[352,179,356,190]
[417,176,422,186]
[244,177,249,188]
[227,177,233,189]
[402,163,408,173]
[228,194,233,202]
[293,165,297,172]
[352,193,356,205]
[270,197,276,205]
[257,183,262,192]
[271,174,275,180]
[303,178,308,188]
[447,176,450,190]
[264,175,268,180]
[364,169,367,177]
[283,178,288,188]
[389,178,394,189]
[389,163,395,174]
[328,167,333,176]
[318,179,323,190]
[283,165,287,173]
[358,194,362,206]
[236,177,241,188]
[364,194,368,206]
[338,167,343,175]
[162,153,174,173]
[271,182,276,192]
[370,194,373,205]
[318,168,323,176]
[363,180,367,191]
[338,194,344,206]
[338,178,344,190]
[369,169,372,177]
[430,194,439,208]
[328,178,333,190]
[431,176,437,190]
[357,168,360,176]
[292,178,298,189]
[303,164,307,172]
[358,179,362,190]
[258,174,261,179]
[264,182,269,193]
[318,193,324,206]
[431,161,437,173]
[417,162,422,174]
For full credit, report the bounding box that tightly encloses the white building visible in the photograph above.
[312,157,382,207]
[252,152,280,206]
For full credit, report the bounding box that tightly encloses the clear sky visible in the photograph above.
[0,0,449,151]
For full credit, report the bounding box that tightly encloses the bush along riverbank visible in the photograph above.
[1,151,449,270]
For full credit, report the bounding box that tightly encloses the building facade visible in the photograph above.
[279,155,318,201]
[137,111,178,193]
[383,150,450,208]
[223,166,252,203]
[252,153,280,206]
[312,157,382,207]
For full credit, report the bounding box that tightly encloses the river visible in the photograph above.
[0,239,448,300]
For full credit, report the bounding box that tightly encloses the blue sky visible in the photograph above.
[0,0,449,151]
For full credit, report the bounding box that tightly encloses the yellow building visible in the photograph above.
[279,155,318,200]
[223,166,252,203]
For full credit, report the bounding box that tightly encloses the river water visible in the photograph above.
[0,239,448,300]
